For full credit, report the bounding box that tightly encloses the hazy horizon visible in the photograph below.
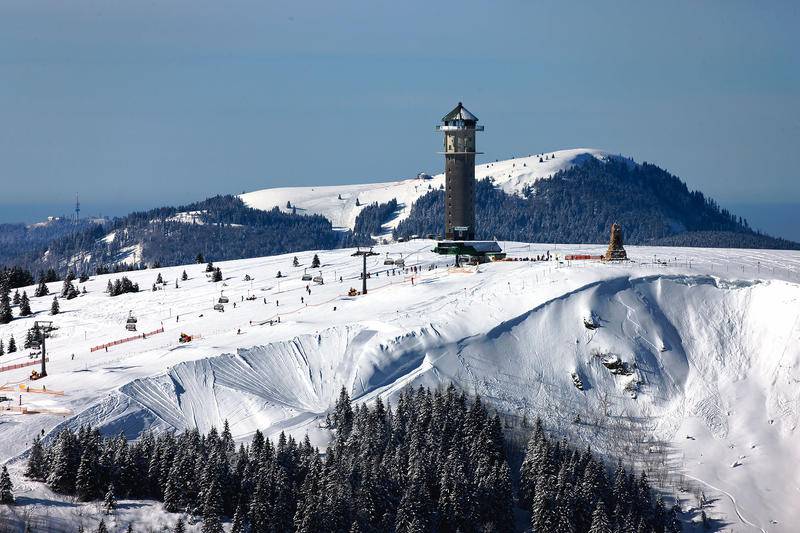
[1,0,798,238]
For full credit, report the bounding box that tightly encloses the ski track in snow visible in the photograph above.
[682,473,767,533]
[0,240,799,529]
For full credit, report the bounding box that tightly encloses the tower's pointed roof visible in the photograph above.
[442,102,478,122]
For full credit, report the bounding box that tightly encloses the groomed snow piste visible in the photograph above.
[0,241,799,531]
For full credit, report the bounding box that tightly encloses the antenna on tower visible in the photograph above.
[75,193,80,223]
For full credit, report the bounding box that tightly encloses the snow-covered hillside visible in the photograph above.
[240,148,611,234]
[1,241,799,530]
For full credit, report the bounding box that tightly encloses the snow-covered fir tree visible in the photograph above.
[24,435,47,480]
[172,517,186,533]
[0,465,14,504]
[18,291,32,316]
[0,284,12,324]
[24,386,675,533]
[103,483,117,515]
[34,277,49,297]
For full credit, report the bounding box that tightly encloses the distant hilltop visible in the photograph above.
[0,149,796,276]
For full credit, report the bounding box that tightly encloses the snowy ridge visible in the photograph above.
[239,148,611,233]
[0,241,799,529]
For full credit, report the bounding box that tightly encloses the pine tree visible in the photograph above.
[156,273,164,285]
[7,336,15,353]
[333,386,354,438]
[25,435,46,480]
[19,291,32,316]
[212,268,222,282]
[0,285,12,324]
[34,278,49,297]
[311,254,321,268]
[48,431,78,493]
[181,270,188,281]
[666,504,683,533]
[205,262,215,273]
[293,256,300,267]
[106,280,113,294]
[589,500,612,533]
[50,296,60,315]
[0,465,14,504]
[196,253,205,264]
[75,431,102,502]
[13,290,20,305]
[0,340,4,356]
[230,501,247,533]
[103,483,117,515]
[61,279,74,298]
[172,518,186,533]
[437,439,473,533]
[96,519,108,533]
[202,513,224,533]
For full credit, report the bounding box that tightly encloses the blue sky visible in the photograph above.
[1,1,798,238]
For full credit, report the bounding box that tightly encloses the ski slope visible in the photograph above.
[239,148,611,234]
[0,241,799,531]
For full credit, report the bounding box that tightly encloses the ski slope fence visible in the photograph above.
[0,358,49,374]
[90,327,165,353]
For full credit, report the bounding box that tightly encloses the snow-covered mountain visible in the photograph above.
[240,148,610,234]
[0,240,798,530]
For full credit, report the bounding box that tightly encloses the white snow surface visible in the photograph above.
[0,241,799,531]
[239,148,612,234]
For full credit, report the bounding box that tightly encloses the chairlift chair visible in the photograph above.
[301,268,312,282]
[312,275,324,285]
[213,303,225,312]
[126,311,138,331]
[384,253,395,265]
[218,295,229,304]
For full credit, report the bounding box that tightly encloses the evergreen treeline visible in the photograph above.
[0,219,101,271]
[395,157,799,250]
[106,276,140,297]
[0,196,372,277]
[353,199,398,238]
[24,386,681,532]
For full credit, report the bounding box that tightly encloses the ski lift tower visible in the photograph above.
[351,248,379,294]
[33,320,54,378]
